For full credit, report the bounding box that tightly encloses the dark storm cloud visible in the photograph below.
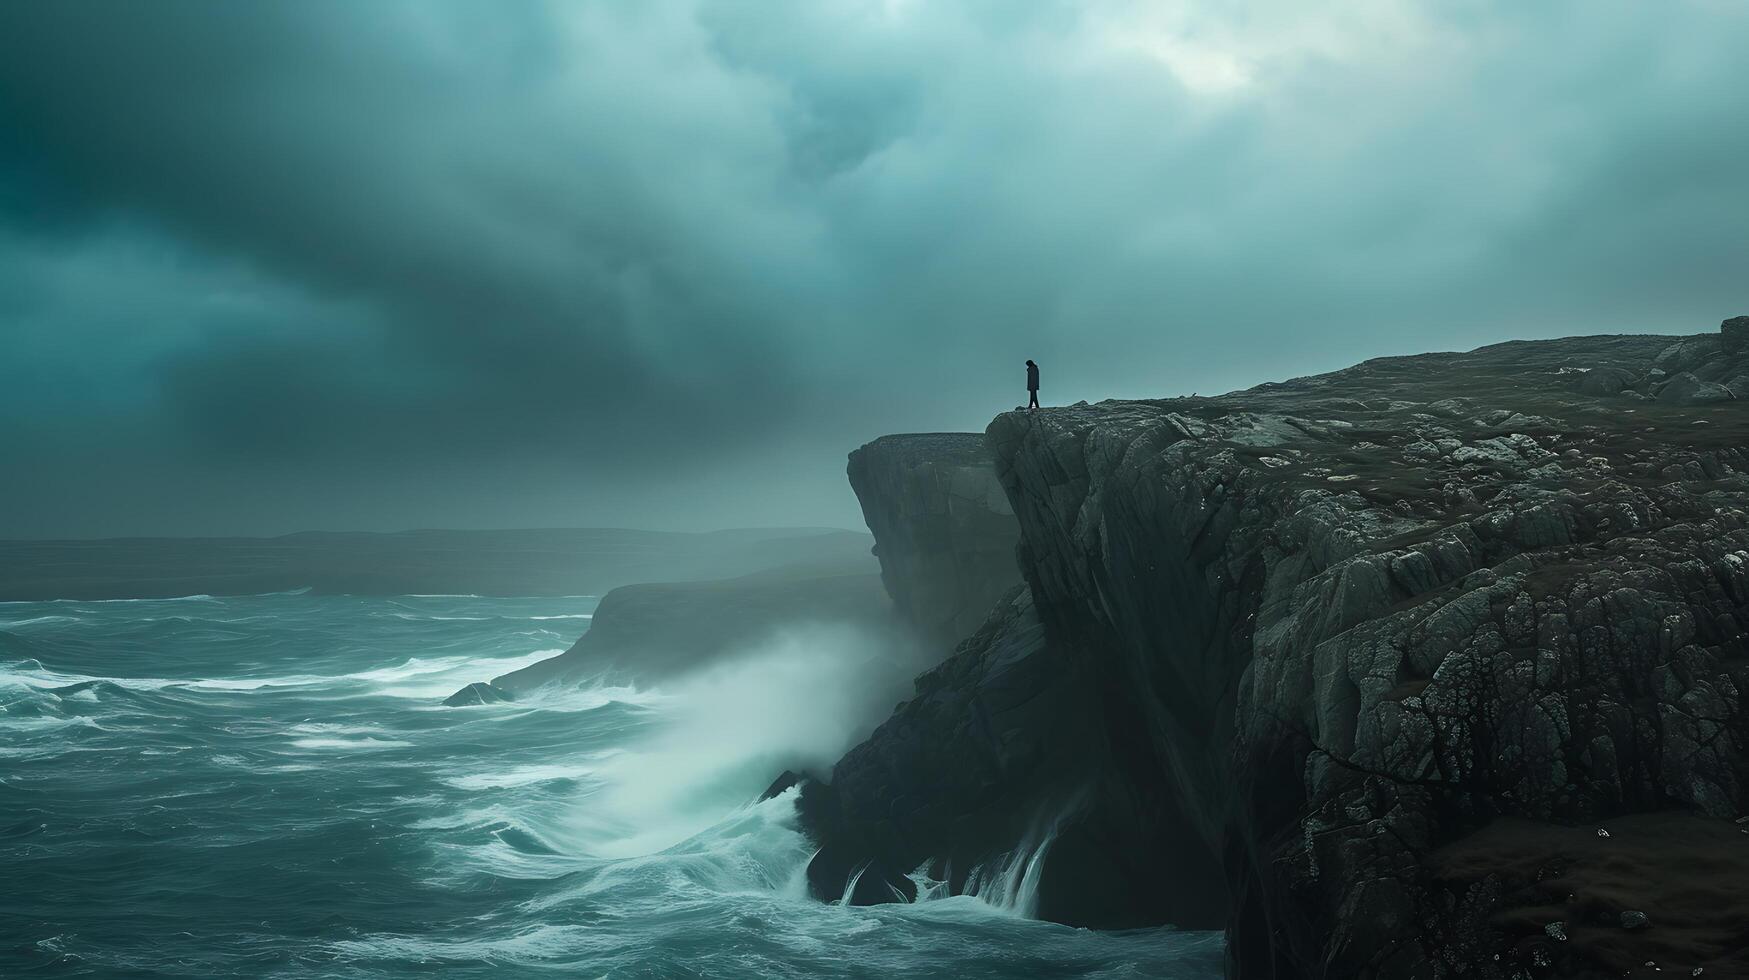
[0,2,806,464]
[1,0,1747,535]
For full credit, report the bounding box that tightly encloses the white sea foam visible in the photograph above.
[0,594,216,606]
[0,713,100,732]
[288,722,393,737]
[443,762,601,791]
[553,622,918,859]
[0,647,567,701]
[960,794,1086,918]
[0,615,84,627]
[289,736,415,751]
[329,923,602,962]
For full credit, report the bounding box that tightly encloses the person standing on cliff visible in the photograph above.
[1026,359,1040,411]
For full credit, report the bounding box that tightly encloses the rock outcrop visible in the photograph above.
[491,560,896,691]
[803,325,1749,977]
[847,434,1023,647]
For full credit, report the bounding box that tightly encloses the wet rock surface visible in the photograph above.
[799,585,1227,927]
[805,327,1749,977]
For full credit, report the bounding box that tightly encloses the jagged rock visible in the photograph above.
[806,329,1749,978]
[442,682,514,706]
[1621,910,1650,930]
[1654,336,1725,373]
[846,434,1022,647]
[1657,372,1733,405]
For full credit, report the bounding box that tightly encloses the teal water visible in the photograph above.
[0,593,1222,978]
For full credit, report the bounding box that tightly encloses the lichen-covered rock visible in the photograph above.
[847,434,1022,646]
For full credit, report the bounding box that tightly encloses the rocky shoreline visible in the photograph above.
[796,323,1749,978]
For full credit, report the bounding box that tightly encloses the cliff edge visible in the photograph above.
[847,434,1023,647]
[805,324,1749,978]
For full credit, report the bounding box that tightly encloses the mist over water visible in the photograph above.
[0,593,1221,978]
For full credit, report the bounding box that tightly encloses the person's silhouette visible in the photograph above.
[1026,359,1040,411]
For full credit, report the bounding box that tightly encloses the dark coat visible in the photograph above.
[1026,363,1039,390]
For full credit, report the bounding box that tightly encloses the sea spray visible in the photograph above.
[951,791,1087,917]
[557,621,925,858]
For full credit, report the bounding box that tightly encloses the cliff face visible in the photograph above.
[847,434,1023,647]
[811,433,1219,924]
[799,580,1228,924]
[807,327,1749,977]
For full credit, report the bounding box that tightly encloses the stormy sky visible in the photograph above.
[3,2,1746,537]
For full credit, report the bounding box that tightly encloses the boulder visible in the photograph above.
[1578,366,1636,395]
[1656,371,1733,405]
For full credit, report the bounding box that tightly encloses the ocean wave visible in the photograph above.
[0,713,101,733]
[328,923,599,963]
[0,593,1225,980]
[0,615,85,628]
[289,736,415,751]
[1,647,568,700]
[22,593,223,604]
[442,762,601,791]
[288,721,396,737]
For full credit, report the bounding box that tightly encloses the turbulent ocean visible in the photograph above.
[1,592,1222,978]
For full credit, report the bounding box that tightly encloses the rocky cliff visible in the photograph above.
[846,434,1023,647]
[804,325,1749,978]
[808,432,1211,921]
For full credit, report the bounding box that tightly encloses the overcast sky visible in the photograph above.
[2,1,1746,537]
